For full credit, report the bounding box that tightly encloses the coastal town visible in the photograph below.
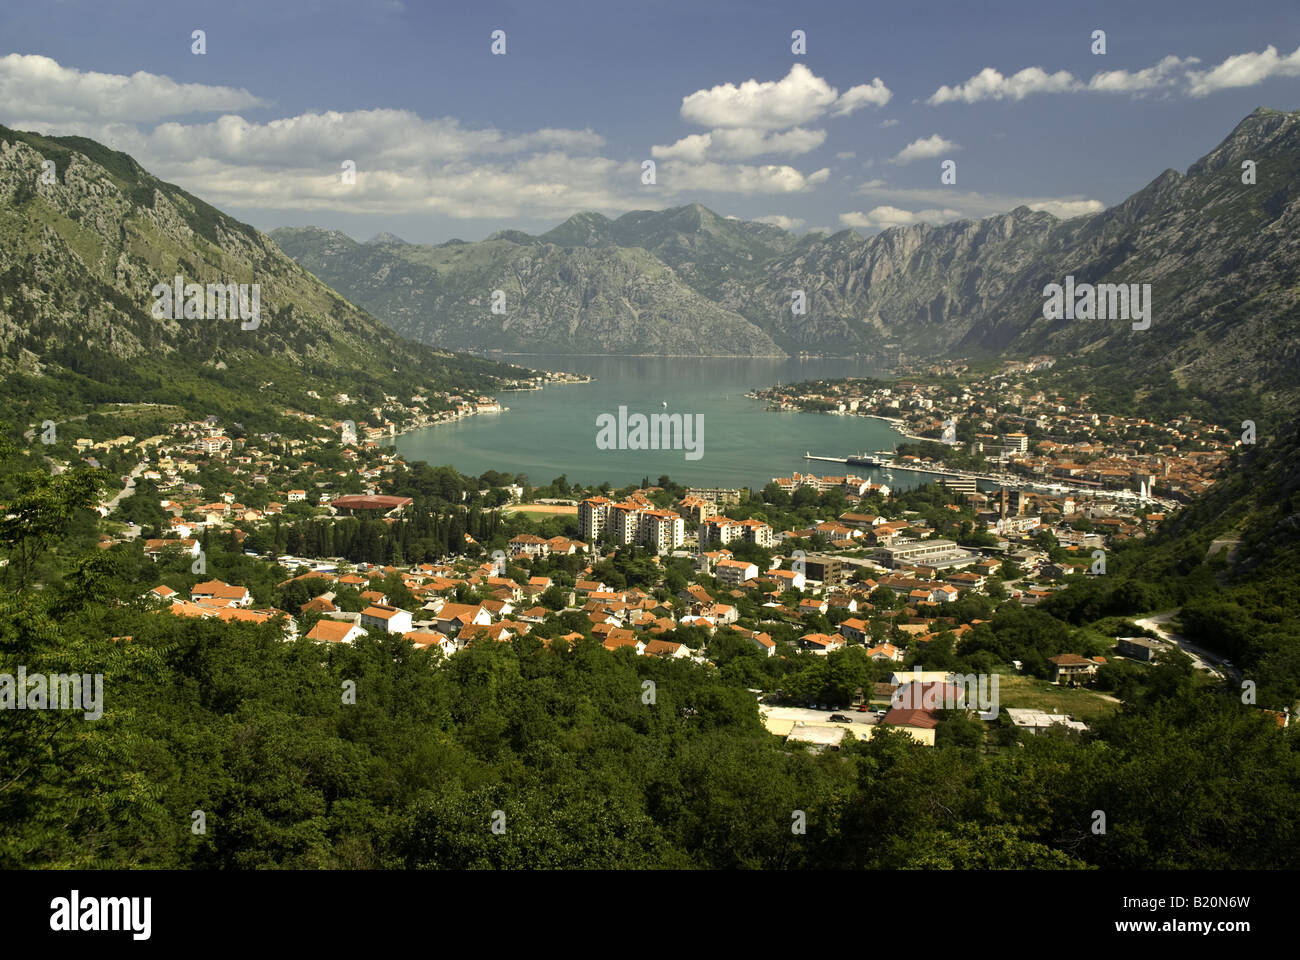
[24,356,1252,754]
[751,357,1240,508]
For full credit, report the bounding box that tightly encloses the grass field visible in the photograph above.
[993,672,1121,723]
[504,504,578,516]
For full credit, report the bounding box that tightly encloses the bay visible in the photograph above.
[395,356,934,492]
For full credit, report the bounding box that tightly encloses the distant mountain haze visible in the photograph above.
[273,108,1300,410]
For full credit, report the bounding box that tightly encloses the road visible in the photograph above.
[1133,610,1232,680]
[102,460,149,517]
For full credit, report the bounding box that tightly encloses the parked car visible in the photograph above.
[875,709,888,717]
[856,704,870,712]
[829,714,853,723]
[818,704,829,711]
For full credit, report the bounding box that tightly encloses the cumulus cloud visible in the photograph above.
[752,214,806,230]
[830,77,892,114]
[0,53,269,123]
[653,126,825,161]
[840,205,964,229]
[660,161,830,194]
[1187,43,1300,96]
[679,63,890,129]
[931,45,1300,104]
[850,181,1105,225]
[1088,55,1199,93]
[929,65,1079,104]
[1026,198,1105,218]
[891,134,959,164]
[879,118,900,128]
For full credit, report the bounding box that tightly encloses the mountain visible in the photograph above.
[272,219,786,356]
[273,108,1300,409]
[0,126,523,431]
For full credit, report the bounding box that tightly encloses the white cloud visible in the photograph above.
[679,64,889,129]
[650,133,713,162]
[830,78,892,114]
[879,118,900,128]
[752,214,806,230]
[1088,55,1199,93]
[835,151,857,160]
[931,46,1300,104]
[852,181,1105,224]
[1187,43,1300,96]
[840,205,964,229]
[891,134,959,164]
[0,53,269,123]
[661,161,829,194]
[652,126,825,161]
[929,65,1079,104]
[1026,198,1105,218]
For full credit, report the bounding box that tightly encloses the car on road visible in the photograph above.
[829,714,853,723]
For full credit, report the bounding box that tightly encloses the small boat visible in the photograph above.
[662,401,668,408]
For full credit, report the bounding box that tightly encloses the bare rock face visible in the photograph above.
[272,108,1300,411]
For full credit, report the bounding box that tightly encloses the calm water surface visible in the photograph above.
[396,357,935,491]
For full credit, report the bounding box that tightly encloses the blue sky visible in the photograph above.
[2,0,1298,242]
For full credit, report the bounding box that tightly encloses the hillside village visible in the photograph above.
[66,392,1241,751]
[753,359,1239,505]
[12,351,1273,756]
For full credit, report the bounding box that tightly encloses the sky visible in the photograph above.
[1,0,1298,244]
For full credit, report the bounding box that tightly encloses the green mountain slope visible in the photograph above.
[0,125,523,431]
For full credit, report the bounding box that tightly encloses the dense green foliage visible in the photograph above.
[3,431,1300,869]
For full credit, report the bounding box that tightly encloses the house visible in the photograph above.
[644,638,689,658]
[306,619,366,644]
[433,603,492,635]
[1116,636,1172,662]
[799,632,845,655]
[403,630,457,657]
[601,629,645,654]
[359,604,414,635]
[286,489,308,502]
[143,538,201,559]
[146,584,178,602]
[300,595,337,614]
[1005,708,1088,734]
[189,580,252,608]
[714,559,759,587]
[508,534,551,558]
[1049,653,1099,684]
[766,568,806,591]
[865,642,904,662]
[879,707,939,746]
[838,618,870,644]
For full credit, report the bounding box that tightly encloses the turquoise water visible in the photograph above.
[396,356,930,491]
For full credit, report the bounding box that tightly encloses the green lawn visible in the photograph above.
[993,672,1121,723]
